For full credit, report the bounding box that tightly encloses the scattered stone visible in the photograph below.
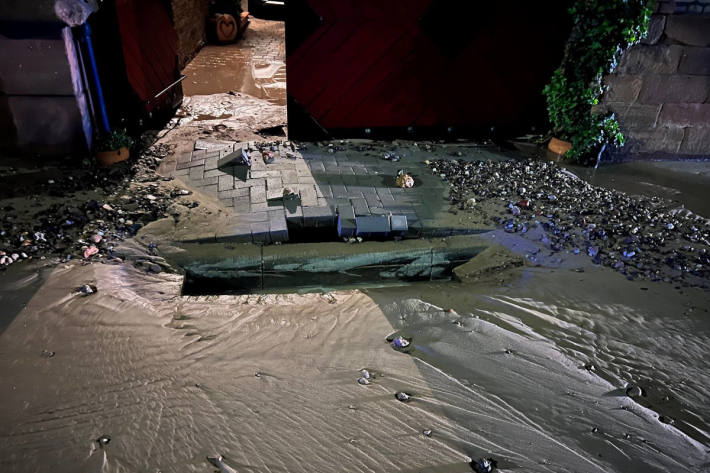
[428,158,710,287]
[390,336,411,349]
[394,392,411,402]
[626,385,645,398]
[357,377,370,386]
[41,350,55,358]
[360,369,371,380]
[470,458,497,473]
[96,435,111,447]
[76,284,97,296]
[395,171,415,189]
[423,429,433,437]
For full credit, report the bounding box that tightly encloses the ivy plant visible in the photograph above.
[543,0,656,162]
[96,128,134,152]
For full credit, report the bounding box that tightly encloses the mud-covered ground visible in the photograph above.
[2,91,710,472]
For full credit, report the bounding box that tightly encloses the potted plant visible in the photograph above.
[95,129,134,166]
[543,0,655,163]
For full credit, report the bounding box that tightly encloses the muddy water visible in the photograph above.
[181,18,286,106]
[569,161,710,218]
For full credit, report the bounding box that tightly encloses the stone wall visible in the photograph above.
[603,1,710,157]
[171,0,211,69]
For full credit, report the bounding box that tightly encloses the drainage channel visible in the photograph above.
[179,236,487,295]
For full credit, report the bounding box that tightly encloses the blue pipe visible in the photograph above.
[82,23,110,134]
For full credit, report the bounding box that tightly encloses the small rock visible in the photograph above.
[357,377,370,386]
[77,284,97,296]
[96,435,111,447]
[391,336,410,349]
[360,369,371,380]
[470,458,497,473]
[394,392,411,402]
[626,385,644,398]
[83,246,99,259]
[41,350,55,358]
[422,429,432,437]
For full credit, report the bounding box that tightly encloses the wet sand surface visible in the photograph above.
[181,18,286,106]
[1,234,709,472]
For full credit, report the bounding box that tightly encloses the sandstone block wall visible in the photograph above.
[603,1,710,157]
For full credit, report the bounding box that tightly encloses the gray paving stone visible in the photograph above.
[193,176,219,188]
[266,176,283,190]
[250,186,266,203]
[204,157,219,171]
[285,205,303,226]
[171,168,190,177]
[218,174,234,191]
[351,197,370,216]
[250,170,268,179]
[331,183,348,198]
[282,170,299,184]
[204,169,224,179]
[251,202,270,213]
[202,184,218,197]
[189,165,204,180]
[303,205,335,227]
[177,152,192,163]
[251,222,271,242]
[177,159,206,170]
[219,188,250,199]
[233,200,251,214]
[298,186,318,206]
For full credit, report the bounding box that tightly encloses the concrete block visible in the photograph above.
[285,204,303,226]
[678,46,710,75]
[251,222,271,243]
[658,103,710,127]
[679,127,710,155]
[303,206,335,227]
[355,216,390,237]
[638,75,710,104]
[665,16,710,46]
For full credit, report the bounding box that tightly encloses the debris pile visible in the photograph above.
[428,159,710,287]
[0,142,196,268]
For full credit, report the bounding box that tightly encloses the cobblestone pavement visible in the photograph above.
[161,140,491,243]
[181,18,286,106]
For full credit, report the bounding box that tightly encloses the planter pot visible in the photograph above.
[548,137,572,155]
[96,146,130,167]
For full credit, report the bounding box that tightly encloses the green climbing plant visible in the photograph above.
[543,0,656,162]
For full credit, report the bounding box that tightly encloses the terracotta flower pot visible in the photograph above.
[96,146,130,167]
[548,137,572,155]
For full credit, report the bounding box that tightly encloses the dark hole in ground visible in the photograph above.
[181,242,483,295]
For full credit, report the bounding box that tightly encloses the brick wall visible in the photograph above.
[602,1,710,157]
[172,0,211,69]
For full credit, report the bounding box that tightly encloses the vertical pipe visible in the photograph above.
[82,23,111,134]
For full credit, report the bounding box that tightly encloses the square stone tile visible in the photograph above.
[218,175,234,191]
